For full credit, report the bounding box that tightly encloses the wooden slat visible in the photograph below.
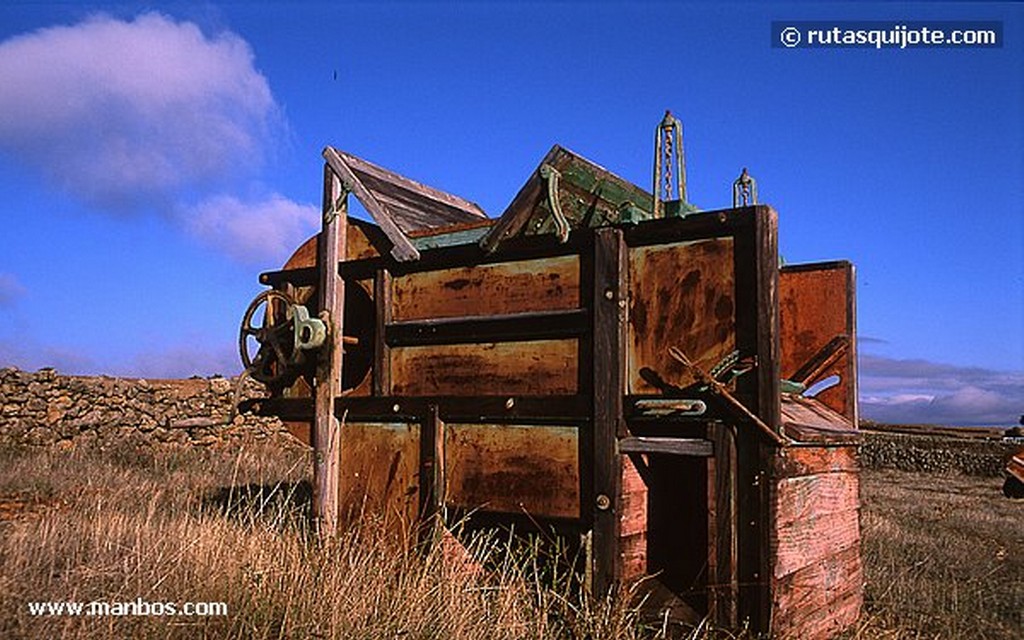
[771,444,859,479]
[386,309,587,346]
[781,396,860,444]
[771,544,863,640]
[444,423,580,519]
[323,146,420,262]
[389,340,578,396]
[337,149,486,222]
[391,255,579,321]
[773,472,860,530]
[618,437,713,457]
[591,227,628,594]
[373,268,392,396]
[709,423,738,627]
[772,507,861,579]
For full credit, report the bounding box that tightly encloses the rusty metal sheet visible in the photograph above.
[339,422,421,531]
[444,423,579,519]
[779,263,856,423]
[391,255,579,321]
[390,339,578,396]
[628,238,736,394]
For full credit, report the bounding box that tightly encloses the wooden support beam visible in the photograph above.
[618,436,713,457]
[313,163,348,537]
[373,268,392,396]
[323,146,420,262]
[709,423,738,628]
[590,227,628,595]
[385,309,587,347]
[419,404,443,532]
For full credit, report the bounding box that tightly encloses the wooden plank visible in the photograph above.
[444,423,580,519]
[323,146,420,262]
[618,454,648,583]
[386,309,587,347]
[627,238,736,394]
[709,423,737,628]
[771,444,859,479]
[313,164,347,537]
[781,395,859,444]
[419,405,442,525]
[770,544,863,640]
[337,149,487,223]
[773,472,860,530]
[619,437,713,457]
[390,340,578,396]
[391,255,580,321]
[338,422,421,535]
[591,227,628,594]
[373,269,392,396]
[772,507,861,579]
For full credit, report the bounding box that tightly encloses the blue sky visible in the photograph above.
[0,1,1021,425]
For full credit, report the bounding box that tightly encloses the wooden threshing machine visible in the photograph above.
[238,114,864,638]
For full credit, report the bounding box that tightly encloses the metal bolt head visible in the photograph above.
[392,403,400,413]
[505,397,515,410]
[604,289,614,300]
[595,494,611,510]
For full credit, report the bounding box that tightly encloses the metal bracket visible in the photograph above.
[293,305,328,352]
[732,168,757,207]
[539,163,571,243]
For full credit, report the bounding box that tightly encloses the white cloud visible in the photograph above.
[0,12,316,262]
[183,194,318,265]
[859,355,1023,426]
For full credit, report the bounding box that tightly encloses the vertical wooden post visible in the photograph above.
[709,422,738,627]
[732,205,780,633]
[590,227,628,595]
[314,163,348,537]
[419,404,444,542]
[373,268,392,397]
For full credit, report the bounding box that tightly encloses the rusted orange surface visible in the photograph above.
[391,255,580,321]
[339,422,421,532]
[628,238,735,393]
[390,339,578,396]
[444,423,579,519]
[779,265,856,422]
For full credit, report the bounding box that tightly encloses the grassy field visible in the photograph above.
[0,443,1020,639]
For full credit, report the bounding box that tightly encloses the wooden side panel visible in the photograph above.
[779,264,857,423]
[770,443,862,639]
[771,545,863,640]
[391,255,579,321]
[444,424,579,519]
[389,339,578,396]
[618,454,648,582]
[339,422,421,533]
[628,238,735,393]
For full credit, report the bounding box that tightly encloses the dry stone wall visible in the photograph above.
[859,430,1018,477]
[0,367,293,449]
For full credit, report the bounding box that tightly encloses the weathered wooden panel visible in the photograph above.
[779,263,856,423]
[619,455,648,582]
[389,339,578,396]
[444,424,579,519]
[391,255,579,321]
[772,503,861,579]
[774,473,860,530]
[628,238,735,393]
[771,544,863,640]
[781,395,858,443]
[339,422,421,533]
[771,445,859,480]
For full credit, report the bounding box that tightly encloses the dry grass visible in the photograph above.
[0,443,734,640]
[845,469,1023,639]
[1,444,1018,639]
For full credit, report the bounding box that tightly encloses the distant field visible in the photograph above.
[0,443,1020,639]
